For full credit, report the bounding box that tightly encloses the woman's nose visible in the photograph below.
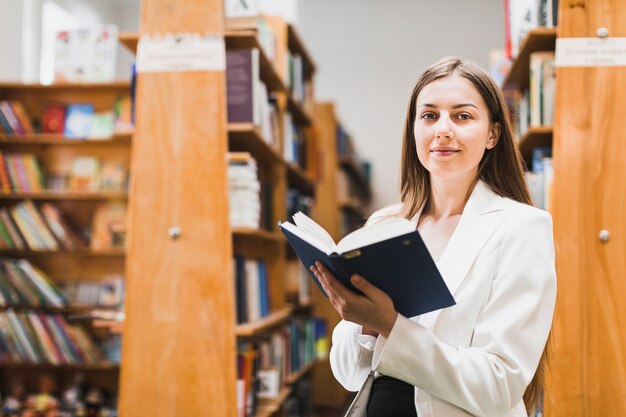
[435,116,454,139]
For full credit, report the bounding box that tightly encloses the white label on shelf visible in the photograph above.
[224,0,260,18]
[136,33,225,73]
[556,38,626,67]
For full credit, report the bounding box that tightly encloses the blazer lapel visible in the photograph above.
[437,180,505,297]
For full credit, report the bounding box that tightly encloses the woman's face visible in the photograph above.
[413,75,499,182]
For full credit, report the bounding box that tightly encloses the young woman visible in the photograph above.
[311,57,556,417]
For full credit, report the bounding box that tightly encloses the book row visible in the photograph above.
[505,0,559,59]
[0,257,66,308]
[511,51,556,138]
[0,200,127,252]
[236,317,326,417]
[0,99,132,139]
[0,152,129,194]
[233,256,269,324]
[525,147,553,211]
[0,309,102,365]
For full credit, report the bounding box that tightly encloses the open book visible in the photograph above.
[279,212,455,317]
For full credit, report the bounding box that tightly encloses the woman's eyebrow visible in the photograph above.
[418,103,478,109]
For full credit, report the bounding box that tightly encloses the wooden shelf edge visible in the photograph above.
[235,306,293,336]
[285,361,316,385]
[119,32,138,54]
[256,386,292,417]
[228,123,283,165]
[0,132,133,144]
[0,249,126,257]
[0,81,131,90]
[287,24,316,76]
[503,27,557,91]
[0,191,128,200]
[0,362,120,371]
[518,126,553,161]
[232,228,283,242]
[287,95,312,126]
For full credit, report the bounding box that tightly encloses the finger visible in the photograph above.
[316,262,354,300]
[350,274,385,301]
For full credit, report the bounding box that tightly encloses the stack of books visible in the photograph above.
[0,257,67,308]
[227,153,261,229]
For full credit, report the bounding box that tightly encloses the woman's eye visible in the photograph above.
[457,113,471,120]
[421,112,437,120]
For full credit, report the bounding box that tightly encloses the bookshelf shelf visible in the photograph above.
[287,24,316,77]
[287,95,312,126]
[518,126,553,164]
[232,228,284,243]
[502,27,557,91]
[339,156,372,202]
[0,82,131,91]
[0,305,121,314]
[0,249,126,257]
[235,306,293,337]
[285,360,316,385]
[0,362,120,371]
[228,123,283,165]
[0,132,133,145]
[0,191,128,201]
[286,163,315,196]
[256,387,292,417]
[339,199,368,219]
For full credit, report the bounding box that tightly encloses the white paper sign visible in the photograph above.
[136,33,225,73]
[556,38,626,67]
[224,0,260,18]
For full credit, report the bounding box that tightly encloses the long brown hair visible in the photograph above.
[400,57,548,412]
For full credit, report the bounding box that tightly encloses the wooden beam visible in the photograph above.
[118,1,236,416]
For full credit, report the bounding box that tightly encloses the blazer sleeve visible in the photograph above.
[371,209,557,416]
[329,320,377,391]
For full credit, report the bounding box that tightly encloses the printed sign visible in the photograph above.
[136,33,226,73]
[556,38,626,67]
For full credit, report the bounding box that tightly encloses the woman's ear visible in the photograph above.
[487,122,501,149]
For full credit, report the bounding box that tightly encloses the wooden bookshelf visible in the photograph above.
[0,131,133,144]
[0,191,128,200]
[235,306,293,337]
[287,24,317,77]
[339,156,372,202]
[0,363,120,371]
[0,81,132,401]
[0,249,126,257]
[117,4,326,416]
[228,123,283,165]
[543,1,626,416]
[285,360,316,385]
[518,126,553,164]
[502,27,557,91]
[256,387,292,417]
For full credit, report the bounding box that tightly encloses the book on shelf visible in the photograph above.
[228,153,261,229]
[529,51,555,127]
[0,257,67,308]
[90,202,127,250]
[279,212,455,317]
[59,274,124,308]
[42,103,67,134]
[233,256,269,324]
[0,309,103,365]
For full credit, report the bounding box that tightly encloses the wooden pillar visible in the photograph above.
[118,1,236,416]
[546,0,626,416]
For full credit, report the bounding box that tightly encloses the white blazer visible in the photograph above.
[329,180,556,417]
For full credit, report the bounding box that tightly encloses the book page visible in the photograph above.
[292,212,337,251]
[336,217,413,253]
[279,221,336,255]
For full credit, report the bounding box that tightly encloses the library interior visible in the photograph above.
[0,0,624,416]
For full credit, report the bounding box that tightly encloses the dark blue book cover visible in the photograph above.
[279,224,455,317]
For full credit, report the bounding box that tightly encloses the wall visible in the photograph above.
[298,0,505,208]
[0,0,25,81]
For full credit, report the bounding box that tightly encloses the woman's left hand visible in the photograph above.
[311,261,398,338]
